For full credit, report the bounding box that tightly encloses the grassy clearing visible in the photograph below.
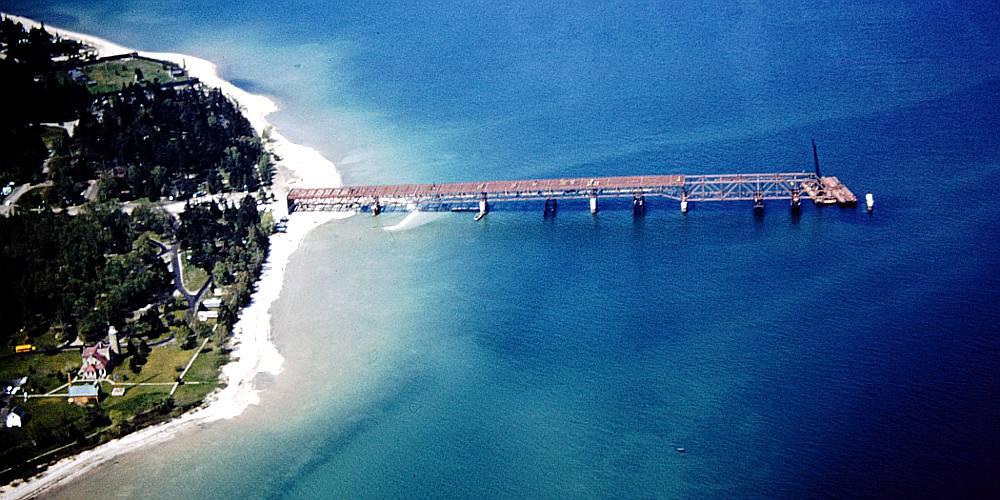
[180,252,209,292]
[172,382,217,407]
[100,384,170,425]
[0,350,79,394]
[120,343,192,384]
[168,309,188,325]
[80,58,185,95]
[20,397,90,429]
[183,342,227,382]
[0,397,95,473]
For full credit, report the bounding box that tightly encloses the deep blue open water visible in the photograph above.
[8,1,1000,497]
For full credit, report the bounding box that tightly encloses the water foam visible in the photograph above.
[384,210,445,232]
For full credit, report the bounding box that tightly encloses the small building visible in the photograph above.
[68,384,100,405]
[2,406,27,428]
[79,342,112,380]
[197,310,219,322]
[202,298,222,310]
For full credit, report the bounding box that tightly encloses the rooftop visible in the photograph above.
[68,385,99,398]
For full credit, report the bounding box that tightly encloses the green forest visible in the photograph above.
[78,84,270,203]
[0,18,280,480]
[0,17,273,205]
[0,18,90,186]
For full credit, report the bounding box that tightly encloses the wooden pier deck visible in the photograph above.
[287,172,856,214]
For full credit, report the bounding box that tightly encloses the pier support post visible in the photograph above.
[590,191,598,215]
[371,196,382,216]
[632,193,645,215]
[476,192,488,220]
[681,190,689,214]
[544,198,557,217]
[790,188,800,212]
[753,191,764,212]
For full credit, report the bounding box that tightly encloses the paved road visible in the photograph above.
[0,181,53,217]
[148,236,212,315]
[169,242,212,314]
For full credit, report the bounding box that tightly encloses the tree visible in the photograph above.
[135,308,165,338]
[129,354,144,373]
[212,260,231,286]
[180,331,197,350]
[131,203,175,239]
[177,323,196,350]
[194,321,213,339]
[97,171,123,202]
[79,309,107,343]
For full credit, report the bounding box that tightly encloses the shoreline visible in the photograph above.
[1,13,348,499]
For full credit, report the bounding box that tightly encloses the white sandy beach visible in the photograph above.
[1,13,348,499]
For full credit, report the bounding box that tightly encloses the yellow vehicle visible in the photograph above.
[15,344,37,353]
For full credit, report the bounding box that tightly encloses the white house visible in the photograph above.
[197,310,219,321]
[2,407,26,428]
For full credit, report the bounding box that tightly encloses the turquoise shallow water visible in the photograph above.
[8,0,1000,497]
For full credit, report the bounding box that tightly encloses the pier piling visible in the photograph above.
[544,198,558,217]
[633,194,645,215]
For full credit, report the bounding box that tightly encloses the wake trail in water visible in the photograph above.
[384,210,445,232]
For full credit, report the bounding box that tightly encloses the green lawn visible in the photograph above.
[79,58,187,94]
[118,342,192,384]
[0,350,79,394]
[100,384,171,425]
[183,342,227,382]
[172,382,218,407]
[0,396,95,474]
[168,309,188,324]
[180,252,210,292]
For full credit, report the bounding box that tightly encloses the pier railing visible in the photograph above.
[287,172,856,214]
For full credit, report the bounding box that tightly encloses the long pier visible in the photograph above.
[287,171,856,215]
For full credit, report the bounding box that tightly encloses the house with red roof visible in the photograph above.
[78,342,113,380]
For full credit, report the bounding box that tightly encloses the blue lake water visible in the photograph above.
[8,0,1000,497]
